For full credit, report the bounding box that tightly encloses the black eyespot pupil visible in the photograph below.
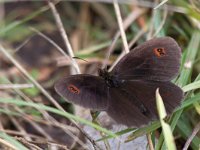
[156,48,166,56]
[70,87,76,92]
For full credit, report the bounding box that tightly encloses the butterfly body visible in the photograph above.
[98,68,122,88]
[55,37,184,127]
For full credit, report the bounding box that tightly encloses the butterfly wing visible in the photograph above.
[55,74,109,111]
[111,37,181,81]
[107,80,183,127]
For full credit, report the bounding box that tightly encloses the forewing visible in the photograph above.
[107,80,183,127]
[111,37,181,81]
[55,74,109,111]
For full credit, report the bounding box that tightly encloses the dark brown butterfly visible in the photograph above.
[55,37,183,127]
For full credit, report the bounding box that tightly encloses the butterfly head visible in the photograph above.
[98,68,121,88]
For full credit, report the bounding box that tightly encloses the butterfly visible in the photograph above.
[55,37,184,127]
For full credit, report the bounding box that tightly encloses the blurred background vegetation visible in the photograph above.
[0,0,199,150]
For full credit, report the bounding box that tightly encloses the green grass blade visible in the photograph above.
[156,30,200,150]
[0,5,50,37]
[0,132,28,150]
[96,92,200,143]
[125,121,160,143]
[177,31,200,87]
[156,89,177,150]
[0,98,117,138]
[177,117,200,149]
[182,79,200,92]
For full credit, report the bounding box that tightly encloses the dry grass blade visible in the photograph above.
[47,1,101,149]
[0,44,64,111]
[0,45,91,149]
[1,0,199,149]
[147,133,154,150]
[105,8,146,71]
[113,0,129,53]
[47,0,80,74]
[183,122,200,150]
[2,79,86,149]
[109,25,147,71]
[154,0,168,9]
[15,137,43,150]
[29,27,73,63]
[0,84,34,89]
[0,138,18,150]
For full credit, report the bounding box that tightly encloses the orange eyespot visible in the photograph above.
[68,84,80,94]
[153,48,166,57]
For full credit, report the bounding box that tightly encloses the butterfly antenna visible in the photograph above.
[72,56,88,62]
